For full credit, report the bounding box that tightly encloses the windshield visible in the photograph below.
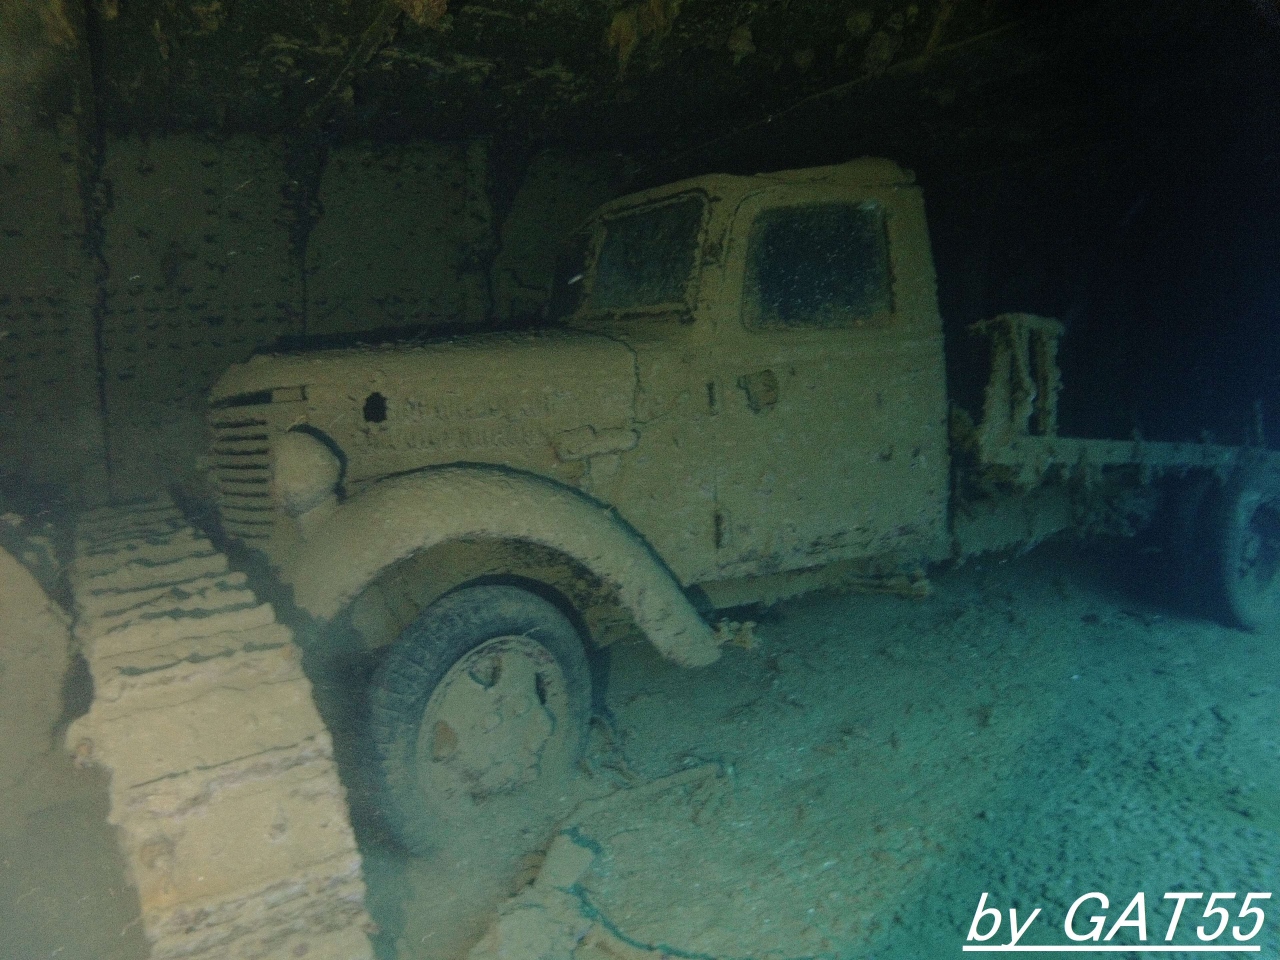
[585,193,705,313]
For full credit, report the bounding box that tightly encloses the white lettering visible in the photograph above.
[1234,892,1271,941]
[1105,892,1147,941]
[1163,892,1203,941]
[968,892,1001,942]
[1008,907,1042,946]
[1199,893,1237,941]
[1065,893,1108,942]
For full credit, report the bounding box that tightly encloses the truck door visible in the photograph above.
[711,188,952,578]
[561,191,726,587]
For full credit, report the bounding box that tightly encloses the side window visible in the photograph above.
[588,194,705,312]
[743,201,892,329]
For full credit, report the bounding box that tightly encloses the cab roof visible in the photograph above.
[592,158,915,220]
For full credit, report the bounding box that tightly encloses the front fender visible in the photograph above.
[282,466,720,668]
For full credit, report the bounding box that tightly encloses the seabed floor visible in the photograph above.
[4,541,1278,960]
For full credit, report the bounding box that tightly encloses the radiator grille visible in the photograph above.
[208,413,275,542]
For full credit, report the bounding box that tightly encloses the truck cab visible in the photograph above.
[550,158,952,587]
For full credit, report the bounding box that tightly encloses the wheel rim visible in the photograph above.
[415,634,572,811]
[1237,495,1280,604]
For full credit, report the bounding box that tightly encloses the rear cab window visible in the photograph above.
[742,200,892,329]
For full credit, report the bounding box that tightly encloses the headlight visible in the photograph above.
[271,429,342,517]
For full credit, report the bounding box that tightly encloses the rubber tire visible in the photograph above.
[369,584,591,852]
[1213,459,1280,631]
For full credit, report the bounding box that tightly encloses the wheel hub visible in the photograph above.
[416,634,569,805]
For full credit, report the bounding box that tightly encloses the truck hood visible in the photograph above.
[210,329,638,487]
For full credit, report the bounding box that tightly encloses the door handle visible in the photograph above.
[737,369,779,412]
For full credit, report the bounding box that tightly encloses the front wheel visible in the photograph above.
[1214,460,1280,631]
[369,584,591,852]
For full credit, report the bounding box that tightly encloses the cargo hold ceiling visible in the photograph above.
[85,0,1278,173]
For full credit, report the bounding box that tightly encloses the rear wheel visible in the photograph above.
[369,584,591,852]
[1214,460,1280,631]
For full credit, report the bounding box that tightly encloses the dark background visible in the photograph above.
[2,0,1278,493]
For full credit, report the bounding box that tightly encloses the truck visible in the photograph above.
[62,160,1269,885]
[191,158,1280,854]
[63,157,1280,956]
